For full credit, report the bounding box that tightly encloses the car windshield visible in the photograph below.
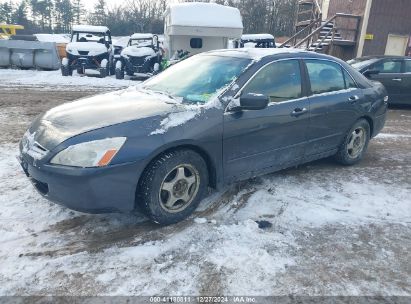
[143,55,252,104]
[73,32,107,43]
[130,39,152,47]
[348,58,379,71]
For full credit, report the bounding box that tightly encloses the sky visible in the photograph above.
[1,0,127,12]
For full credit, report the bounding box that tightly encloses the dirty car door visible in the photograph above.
[223,59,310,182]
[304,59,362,156]
[369,59,403,103]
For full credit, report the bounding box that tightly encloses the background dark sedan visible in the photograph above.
[19,49,388,225]
[348,56,411,105]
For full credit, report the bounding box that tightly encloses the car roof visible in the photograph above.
[241,34,275,40]
[131,33,153,39]
[203,48,323,60]
[356,55,408,60]
[72,25,110,33]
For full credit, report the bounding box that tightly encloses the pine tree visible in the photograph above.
[11,1,30,28]
[89,0,107,26]
[61,0,74,32]
[30,0,54,31]
[72,0,85,25]
[0,2,13,24]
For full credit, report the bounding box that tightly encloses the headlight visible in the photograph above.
[50,137,126,168]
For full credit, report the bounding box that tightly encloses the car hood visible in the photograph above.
[66,42,108,56]
[121,46,156,58]
[29,88,181,150]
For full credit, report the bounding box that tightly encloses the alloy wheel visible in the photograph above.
[347,127,366,158]
[159,164,200,213]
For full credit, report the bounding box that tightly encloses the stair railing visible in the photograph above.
[313,26,334,52]
[293,14,337,48]
[279,13,361,51]
[280,17,321,48]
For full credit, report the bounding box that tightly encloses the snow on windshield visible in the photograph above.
[72,32,107,43]
[130,39,153,47]
[144,55,251,104]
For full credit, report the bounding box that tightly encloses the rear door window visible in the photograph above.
[405,60,411,73]
[305,60,346,94]
[374,60,402,73]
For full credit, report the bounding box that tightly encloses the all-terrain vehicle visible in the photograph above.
[234,34,277,49]
[115,33,162,79]
[61,25,114,78]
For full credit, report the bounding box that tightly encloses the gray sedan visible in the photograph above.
[19,49,388,225]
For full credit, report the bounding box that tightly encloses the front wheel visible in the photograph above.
[99,59,109,78]
[115,60,124,79]
[61,64,72,76]
[138,150,208,225]
[115,68,124,79]
[335,119,370,165]
[109,58,115,75]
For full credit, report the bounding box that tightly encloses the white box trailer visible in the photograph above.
[163,2,243,59]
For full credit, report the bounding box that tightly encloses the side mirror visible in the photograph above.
[153,35,159,48]
[239,93,269,110]
[363,69,380,77]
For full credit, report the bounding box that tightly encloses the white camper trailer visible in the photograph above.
[164,2,243,59]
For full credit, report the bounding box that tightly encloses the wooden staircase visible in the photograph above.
[280,0,362,60]
[296,0,322,30]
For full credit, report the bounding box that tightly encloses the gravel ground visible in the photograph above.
[0,87,410,296]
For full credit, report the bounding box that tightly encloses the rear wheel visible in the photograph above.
[126,68,134,76]
[109,58,115,75]
[115,60,124,79]
[115,68,124,79]
[335,119,370,165]
[99,59,109,78]
[138,149,208,225]
[61,64,72,76]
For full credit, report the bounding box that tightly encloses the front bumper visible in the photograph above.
[67,52,108,70]
[71,57,101,70]
[18,154,143,213]
[124,56,153,74]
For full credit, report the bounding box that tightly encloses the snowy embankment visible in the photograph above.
[0,69,136,90]
[0,130,410,295]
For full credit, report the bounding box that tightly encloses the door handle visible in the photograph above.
[348,95,360,102]
[291,107,308,117]
[392,78,402,82]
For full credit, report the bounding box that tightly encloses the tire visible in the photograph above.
[77,67,84,75]
[109,60,115,76]
[126,69,134,77]
[99,59,109,78]
[335,119,370,165]
[99,68,107,78]
[115,68,124,79]
[153,62,161,75]
[61,64,72,76]
[137,149,209,225]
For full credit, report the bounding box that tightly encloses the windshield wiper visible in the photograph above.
[144,88,181,104]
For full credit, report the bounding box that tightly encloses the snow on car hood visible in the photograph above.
[121,46,156,58]
[66,42,108,56]
[29,88,182,150]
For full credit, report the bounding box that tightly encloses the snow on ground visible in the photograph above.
[0,69,137,90]
[0,88,410,296]
[34,34,70,43]
[0,129,410,295]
